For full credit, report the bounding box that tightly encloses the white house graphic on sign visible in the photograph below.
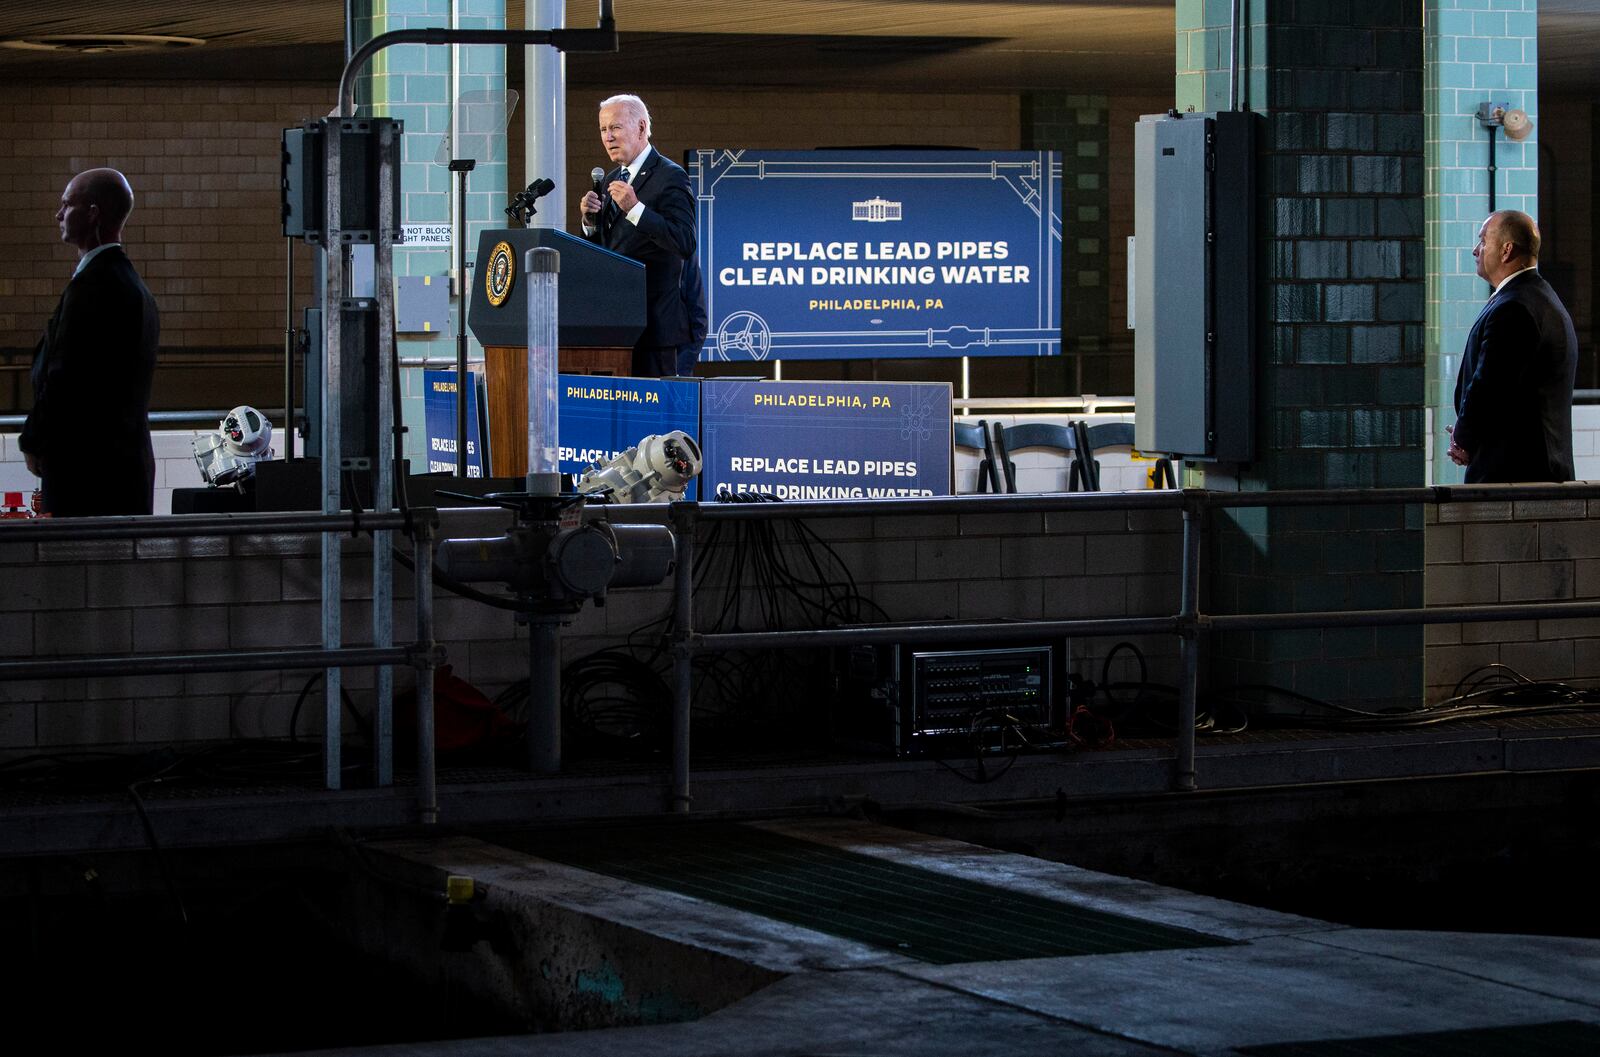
[851,197,902,222]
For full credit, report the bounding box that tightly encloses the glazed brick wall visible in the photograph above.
[1424,0,1541,477]
[0,82,1018,361]
[0,82,328,351]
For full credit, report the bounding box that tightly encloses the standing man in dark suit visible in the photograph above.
[1449,210,1578,483]
[675,254,708,377]
[578,94,696,378]
[18,168,159,516]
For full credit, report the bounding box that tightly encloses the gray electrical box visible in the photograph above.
[1133,111,1257,463]
[280,118,403,244]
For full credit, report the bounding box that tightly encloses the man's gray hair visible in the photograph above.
[599,93,651,139]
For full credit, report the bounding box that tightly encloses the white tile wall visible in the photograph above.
[1426,405,1600,485]
[0,427,305,515]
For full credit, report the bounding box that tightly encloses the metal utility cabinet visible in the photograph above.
[1133,110,1256,464]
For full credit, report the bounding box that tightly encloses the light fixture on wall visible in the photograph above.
[1475,101,1534,213]
[0,34,205,55]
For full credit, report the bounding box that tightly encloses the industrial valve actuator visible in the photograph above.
[436,515,675,611]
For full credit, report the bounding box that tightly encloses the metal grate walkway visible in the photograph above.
[506,822,1233,965]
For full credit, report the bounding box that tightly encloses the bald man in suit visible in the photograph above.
[18,168,159,516]
[1449,210,1578,483]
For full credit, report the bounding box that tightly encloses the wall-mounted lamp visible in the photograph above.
[1475,101,1534,213]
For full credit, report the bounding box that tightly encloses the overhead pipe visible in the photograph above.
[336,5,618,119]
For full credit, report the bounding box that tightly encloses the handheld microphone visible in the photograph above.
[591,167,606,195]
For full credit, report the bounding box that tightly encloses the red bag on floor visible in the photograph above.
[396,665,517,754]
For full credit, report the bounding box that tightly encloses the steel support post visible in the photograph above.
[284,238,296,461]
[670,505,696,813]
[1175,494,1203,792]
[320,120,346,791]
[371,119,398,787]
[411,513,439,824]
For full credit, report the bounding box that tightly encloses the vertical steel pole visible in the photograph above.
[284,239,296,461]
[450,160,475,477]
[1175,494,1202,792]
[412,513,438,824]
[670,505,695,813]
[525,0,568,232]
[372,119,398,787]
[321,120,346,791]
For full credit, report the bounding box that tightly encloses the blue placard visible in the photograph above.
[558,374,702,500]
[686,149,1062,362]
[422,369,487,477]
[699,379,952,499]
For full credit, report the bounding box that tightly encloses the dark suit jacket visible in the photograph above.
[584,147,697,359]
[19,246,159,516]
[674,255,709,377]
[1452,269,1578,483]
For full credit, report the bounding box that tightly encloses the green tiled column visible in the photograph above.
[1176,1,1426,710]
[1425,0,1539,482]
[352,0,510,471]
[1024,93,1110,391]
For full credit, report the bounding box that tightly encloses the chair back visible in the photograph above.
[992,421,1087,493]
[1080,421,1136,451]
[1075,420,1175,490]
[953,418,999,493]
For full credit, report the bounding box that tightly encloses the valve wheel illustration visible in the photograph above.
[714,311,772,361]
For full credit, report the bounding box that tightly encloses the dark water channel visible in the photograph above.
[3,770,1594,1054]
[0,851,523,1055]
[882,769,1600,940]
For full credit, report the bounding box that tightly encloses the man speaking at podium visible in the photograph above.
[579,94,696,378]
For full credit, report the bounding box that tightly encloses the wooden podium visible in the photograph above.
[467,228,645,478]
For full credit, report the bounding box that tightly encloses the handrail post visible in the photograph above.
[669,503,697,813]
[1175,490,1203,792]
[411,512,440,824]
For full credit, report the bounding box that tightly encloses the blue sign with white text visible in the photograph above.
[686,149,1062,362]
[558,374,702,500]
[422,369,486,477]
[698,379,952,499]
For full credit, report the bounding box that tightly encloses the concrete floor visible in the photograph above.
[281,817,1600,1057]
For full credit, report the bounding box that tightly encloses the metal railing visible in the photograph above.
[0,509,443,821]
[664,483,1600,812]
[3,484,1597,827]
[953,395,1135,415]
[0,410,283,429]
